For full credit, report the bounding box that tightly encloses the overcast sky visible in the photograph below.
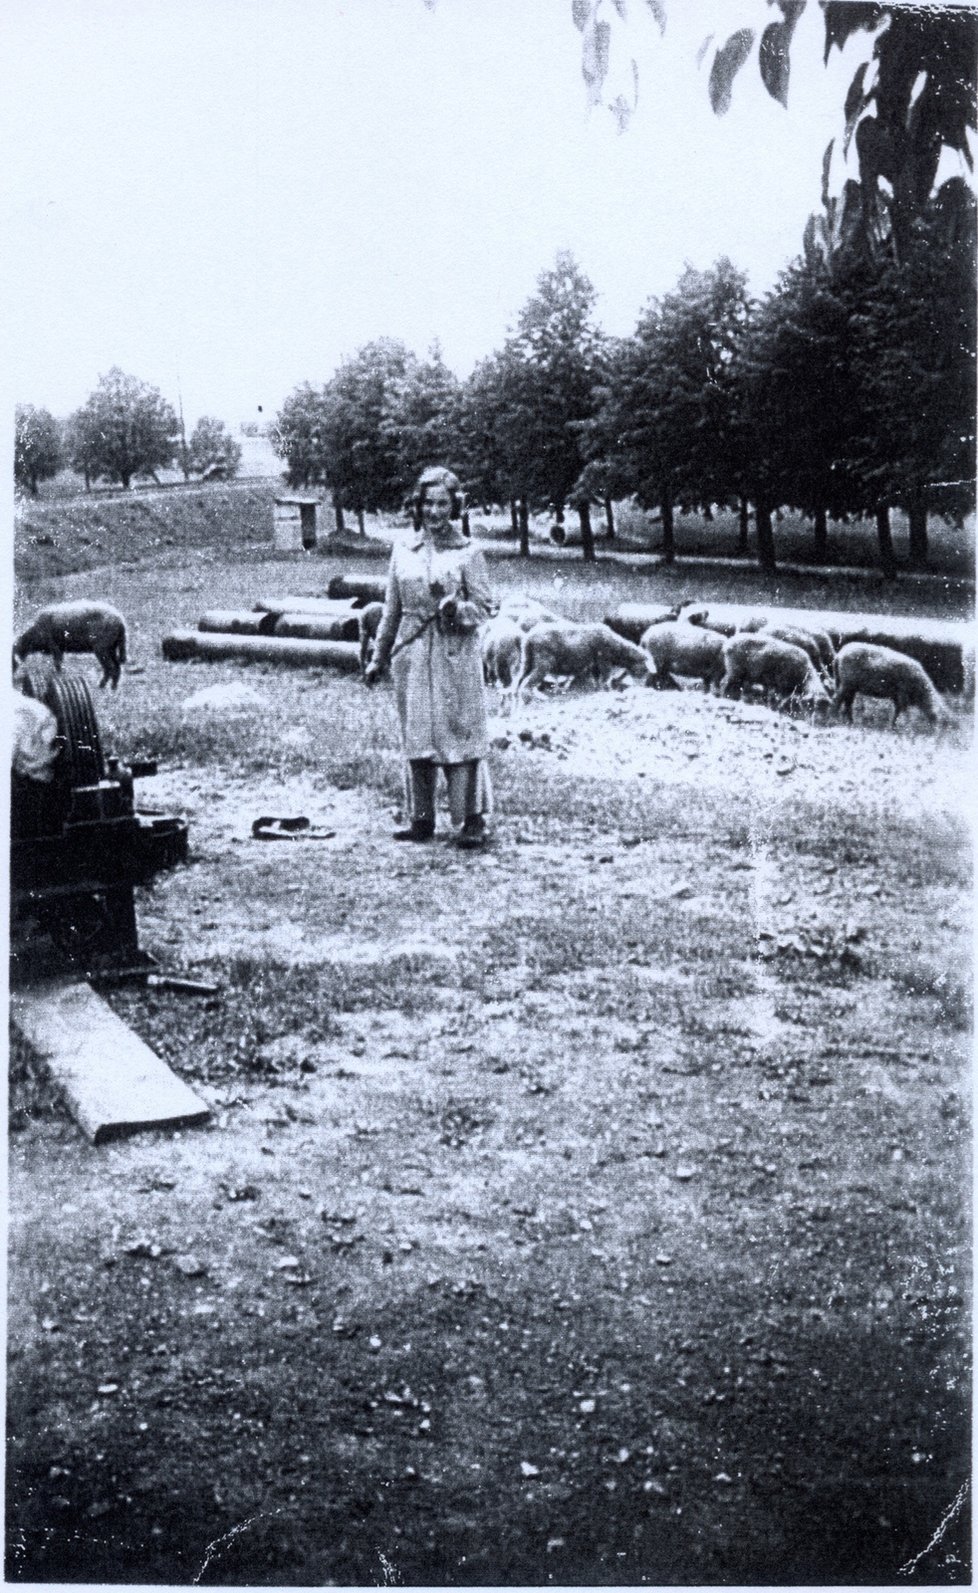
[1,0,905,428]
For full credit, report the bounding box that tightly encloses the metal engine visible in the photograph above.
[11,670,188,969]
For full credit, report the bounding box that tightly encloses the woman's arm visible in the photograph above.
[367,554,402,672]
[452,548,495,632]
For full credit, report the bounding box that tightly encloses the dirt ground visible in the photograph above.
[7,678,973,1586]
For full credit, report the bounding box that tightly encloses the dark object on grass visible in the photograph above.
[11,671,188,971]
[251,815,336,841]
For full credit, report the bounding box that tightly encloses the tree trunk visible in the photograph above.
[333,493,345,533]
[661,497,675,565]
[578,501,595,563]
[356,506,366,537]
[518,498,530,559]
[812,505,828,563]
[604,496,615,539]
[462,509,471,538]
[510,499,519,538]
[554,503,565,526]
[875,503,897,579]
[738,497,750,556]
[755,502,777,573]
[908,500,928,569]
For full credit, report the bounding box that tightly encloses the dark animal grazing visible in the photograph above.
[14,600,128,689]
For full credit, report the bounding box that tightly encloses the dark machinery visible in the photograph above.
[11,670,188,969]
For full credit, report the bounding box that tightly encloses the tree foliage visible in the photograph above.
[589,261,751,561]
[572,1,976,260]
[67,368,179,490]
[15,405,62,495]
[187,416,243,479]
[382,342,464,489]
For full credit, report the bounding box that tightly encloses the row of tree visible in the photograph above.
[271,187,976,574]
[14,369,243,494]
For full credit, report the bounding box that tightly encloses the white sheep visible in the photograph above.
[13,599,128,689]
[833,641,948,727]
[721,633,831,712]
[482,613,526,690]
[639,620,726,692]
[740,616,835,678]
[516,621,657,697]
[11,689,59,782]
[357,601,385,676]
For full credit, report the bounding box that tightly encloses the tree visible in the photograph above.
[590,261,751,564]
[325,339,416,530]
[67,368,178,490]
[507,251,605,560]
[382,342,464,489]
[187,416,243,479]
[15,405,62,495]
[270,383,329,490]
[845,185,977,568]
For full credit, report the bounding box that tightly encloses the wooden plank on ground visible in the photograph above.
[11,977,210,1144]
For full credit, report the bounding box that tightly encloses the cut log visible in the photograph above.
[253,596,360,619]
[326,575,387,606]
[12,976,210,1144]
[161,631,361,671]
[198,610,278,635]
[273,613,360,642]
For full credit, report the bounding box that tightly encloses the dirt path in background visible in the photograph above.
[7,689,972,1586]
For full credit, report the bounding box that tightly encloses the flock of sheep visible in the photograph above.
[471,597,951,729]
[10,593,952,736]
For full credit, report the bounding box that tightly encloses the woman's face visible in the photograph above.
[421,483,453,530]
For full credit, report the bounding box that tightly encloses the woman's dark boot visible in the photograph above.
[393,820,435,842]
[457,814,487,850]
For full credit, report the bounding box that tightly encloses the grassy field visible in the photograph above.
[7,510,974,1584]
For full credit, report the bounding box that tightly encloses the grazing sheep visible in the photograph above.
[482,614,526,690]
[740,616,835,678]
[357,601,384,676]
[516,621,657,697]
[639,620,726,692]
[833,641,948,727]
[13,599,127,689]
[11,689,59,782]
[721,633,831,712]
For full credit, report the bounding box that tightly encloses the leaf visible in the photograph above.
[644,0,666,34]
[822,1,885,65]
[709,29,755,116]
[759,20,792,108]
[582,17,612,104]
[571,0,592,32]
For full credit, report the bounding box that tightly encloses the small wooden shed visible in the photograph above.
[273,495,320,551]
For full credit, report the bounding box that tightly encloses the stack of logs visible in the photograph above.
[161,576,387,673]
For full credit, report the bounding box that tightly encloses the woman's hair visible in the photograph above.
[412,465,463,529]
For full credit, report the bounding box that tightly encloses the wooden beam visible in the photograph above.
[11,977,210,1144]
